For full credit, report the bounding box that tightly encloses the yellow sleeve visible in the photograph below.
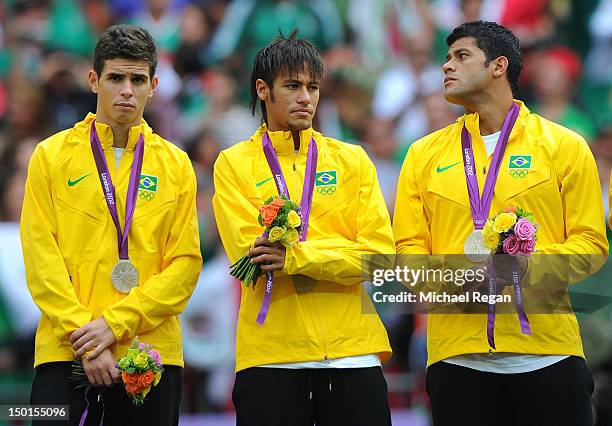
[393,146,432,255]
[20,144,93,341]
[103,154,202,342]
[282,148,396,285]
[528,133,608,286]
[212,151,264,264]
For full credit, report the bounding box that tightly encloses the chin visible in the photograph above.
[443,91,464,106]
[288,119,313,131]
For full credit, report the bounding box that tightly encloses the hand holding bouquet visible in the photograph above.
[230,195,303,287]
[482,206,538,256]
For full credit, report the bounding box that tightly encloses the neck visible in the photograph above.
[464,92,515,136]
[292,131,300,150]
[95,112,138,148]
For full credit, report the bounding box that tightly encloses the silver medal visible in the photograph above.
[111,259,139,293]
[464,229,489,262]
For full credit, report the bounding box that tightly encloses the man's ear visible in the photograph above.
[149,75,159,97]
[492,56,509,79]
[256,79,269,101]
[88,70,99,94]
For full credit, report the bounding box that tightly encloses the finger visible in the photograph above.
[253,237,271,248]
[86,372,95,386]
[76,340,97,360]
[73,333,94,351]
[248,246,270,257]
[85,344,105,361]
[70,326,87,344]
[111,366,121,384]
[250,254,277,265]
[101,369,113,387]
[92,372,103,387]
[260,262,283,272]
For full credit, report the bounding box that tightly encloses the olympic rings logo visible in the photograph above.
[138,189,155,201]
[316,186,337,195]
[509,170,529,178]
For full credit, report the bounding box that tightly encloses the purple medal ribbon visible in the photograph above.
[459,103,530,348]
[78,385,104,426]
[256,132,318,325]
[486,257,531,349]
[461,102,519,230]
[90,121,144,260]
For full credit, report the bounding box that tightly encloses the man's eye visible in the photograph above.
[110,75,122,81]
[133,77,145,83]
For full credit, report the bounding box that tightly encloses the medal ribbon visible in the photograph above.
[90,121,144,260]
[256,132,318,325]
[487,257,531,349]
[458,102,529,348]
[461,102,520,230]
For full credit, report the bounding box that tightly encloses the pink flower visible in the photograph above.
[518,238,536,256]
[502,235,521,256]
[148,350,162,366]
[138,342,148,351]
[514,218,536,241]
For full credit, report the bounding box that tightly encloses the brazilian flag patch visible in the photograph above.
[139,175,158,192]
[508,155,532,169]
[315,171,337,187]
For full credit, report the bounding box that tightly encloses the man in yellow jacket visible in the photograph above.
[21,25,201,425]
[213,32,393,425]
[394,21,608,425]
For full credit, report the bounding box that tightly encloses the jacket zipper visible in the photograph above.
[293,144,330,361]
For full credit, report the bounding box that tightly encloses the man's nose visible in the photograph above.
[296,86,311,104]
[442,59,455,73]
[119,80,134,97]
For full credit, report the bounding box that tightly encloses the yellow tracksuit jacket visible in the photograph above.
[213,124,393,372]
[21,113,202,367]
[393,101,609,366]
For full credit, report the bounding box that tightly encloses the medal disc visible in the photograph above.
[464,229,490,262]
[111,259,139,293]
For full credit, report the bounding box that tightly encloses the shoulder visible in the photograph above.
[525,113,590,153]
[147,133,192,166]
[315,132,369,166]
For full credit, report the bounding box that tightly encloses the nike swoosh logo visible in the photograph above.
[67,173,92,186]
[255,177,273,187]
[436,162,462,173]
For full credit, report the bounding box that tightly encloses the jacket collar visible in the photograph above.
[457,99,529,143]
[76,112,153,151]
[252,123,316,155]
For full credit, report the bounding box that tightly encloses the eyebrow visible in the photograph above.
[107,71,149,79]
[446,48,471,60]
[282,78,320,85]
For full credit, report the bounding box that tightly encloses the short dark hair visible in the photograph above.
[249,30,325,123]
[447,21,522,96]
[93,24,157,78]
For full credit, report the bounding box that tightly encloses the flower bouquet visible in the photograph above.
[482,206,538,255]
[116,340,163,405]
[230,195,303,287]
[71,339,163,405]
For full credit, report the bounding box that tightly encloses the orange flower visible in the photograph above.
[122,372,139,385]
[504,206,517,213]
[259,205,279,226]
[138,371,156,387]
[125,383,143,394]
[270,198,286,209]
